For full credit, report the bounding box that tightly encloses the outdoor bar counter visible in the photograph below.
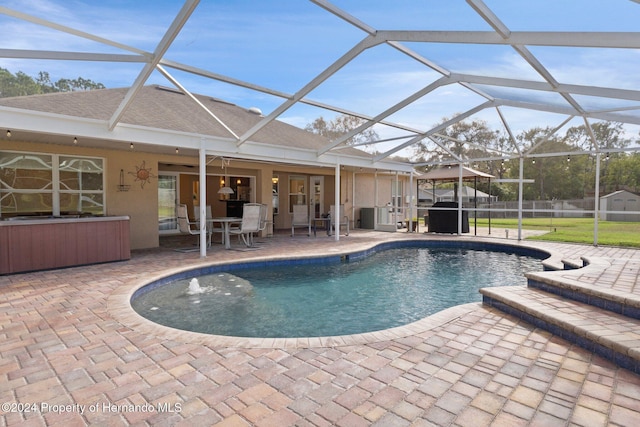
[0,215,130,275]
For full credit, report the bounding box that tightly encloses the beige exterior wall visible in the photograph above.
[3,140,161,250]
[2,140,412,248]
[352,172,414,226]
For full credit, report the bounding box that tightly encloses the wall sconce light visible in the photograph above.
[6,130,10,138]
[567,155,570,162]
[175,147,179,154]
[237,178,242,185]
[73,137,78,144]
[532,159,536,164]
[130,142,134,150]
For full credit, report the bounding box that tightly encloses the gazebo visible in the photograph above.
[419,165,495,235]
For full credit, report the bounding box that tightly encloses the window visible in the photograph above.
[0,150,104,217]
[59,156,104,215]
[392,179,403,207]
[289,175,306,212]
[158,174,178,232]
[272,175,279,215]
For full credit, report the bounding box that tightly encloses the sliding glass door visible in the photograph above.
[158,173,178,233]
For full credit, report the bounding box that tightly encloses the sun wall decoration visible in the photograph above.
[129,161,156,189]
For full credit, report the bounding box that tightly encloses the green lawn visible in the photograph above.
[472,217,640,248]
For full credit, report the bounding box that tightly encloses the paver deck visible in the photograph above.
[1,229,640,426]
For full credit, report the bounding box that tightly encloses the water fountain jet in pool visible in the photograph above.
[187,278,205,295]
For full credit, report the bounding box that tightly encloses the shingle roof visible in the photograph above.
[0,85,368,156]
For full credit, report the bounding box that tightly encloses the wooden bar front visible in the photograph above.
[0,216,130,275]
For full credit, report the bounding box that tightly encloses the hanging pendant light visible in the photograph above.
[217,157,234,195]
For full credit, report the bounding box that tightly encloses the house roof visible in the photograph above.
[0,85,349,151]
[0,84,414,171]
[421,165,494,181]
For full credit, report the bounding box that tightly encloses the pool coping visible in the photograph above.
[107,238,553,348]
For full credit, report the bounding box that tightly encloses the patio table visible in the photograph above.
[312,217,331,237]
[211,217,241,249]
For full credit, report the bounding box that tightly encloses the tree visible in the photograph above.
[602,153,640,193]
[0,68,39,97]
[305,114,379,152]
[0,67,105,98]
[413,116,503,170]
[516,127,593,200]
[564,121,631,152]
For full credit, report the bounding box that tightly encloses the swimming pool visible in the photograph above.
[131,242,546,338]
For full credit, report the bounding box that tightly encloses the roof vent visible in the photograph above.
[248,107,263,116]
[155,85,184,95]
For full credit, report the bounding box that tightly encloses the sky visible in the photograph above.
[2,0,640,156]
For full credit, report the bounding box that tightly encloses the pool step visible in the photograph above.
[481,286,640,374]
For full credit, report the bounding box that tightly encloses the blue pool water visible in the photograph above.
[132,245,544,338]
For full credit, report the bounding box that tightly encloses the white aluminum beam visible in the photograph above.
[374,30,640,49]
[525,116,575,156]
[156,64,240,140]
[236,34,382,146]
[466,0,511,38]
[467,0,585,114]
[374,101,495,161]
[496,98,640,125]
[453,73,640,102]
[317,76,452,155]
[108,0,200,131]
[312,0,452,77]
[0,6,150,57]
[0,49,146,63]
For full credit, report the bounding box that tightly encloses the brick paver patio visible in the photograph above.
[1,230,640,426]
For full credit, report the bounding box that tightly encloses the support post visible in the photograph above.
[409,171,414,232]
[594,152,601,246]
[457,163,463,235]
[374,170,378,227]
[394,171,399,230]
[518,156,524,241]
[199,143,207,257]
[335,163,341,241]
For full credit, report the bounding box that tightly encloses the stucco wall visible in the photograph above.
[3,140,413,248]
[3,140,161,250]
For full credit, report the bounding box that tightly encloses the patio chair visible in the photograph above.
[194,205,224,245]
[228,203,262,247]
[177,204,208,247]
[330,204,350,236]
[291,204,311,236]
[242,202,270,242]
